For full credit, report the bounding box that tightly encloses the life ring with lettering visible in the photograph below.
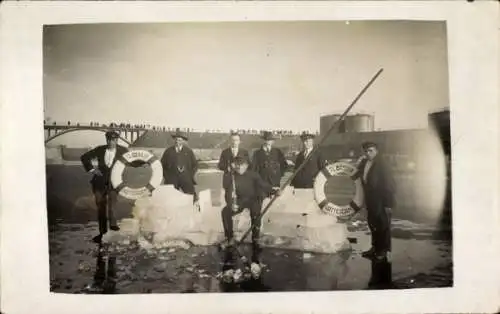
[111,150,163,200]
[313,161,364,218]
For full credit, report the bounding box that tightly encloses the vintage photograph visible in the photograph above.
[44,21,452,294]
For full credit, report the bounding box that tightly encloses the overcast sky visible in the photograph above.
[44,21,448,136]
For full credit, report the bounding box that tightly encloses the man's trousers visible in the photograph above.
[366,202,392,254]
[221,200,262,243]
[92,186,118,235]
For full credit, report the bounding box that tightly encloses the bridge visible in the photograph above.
[44,125,147,145]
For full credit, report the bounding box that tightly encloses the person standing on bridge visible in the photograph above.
[218,131,251,174]
[355,141,396,260]
[291,131,327,189]
[80,131,128,244]
[160,130,198,197]
[251,131,287,192]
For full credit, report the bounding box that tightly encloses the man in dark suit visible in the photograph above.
[291,131,327,189]
[80,131,128,243]
[251,131,288,190]
[160,130,198,197]
[355,141,396,260]
[218,131,251,174]
[221,156,279,262]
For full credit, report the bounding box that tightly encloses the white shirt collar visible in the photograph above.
[104,148,116,167]
[363,159,373,182]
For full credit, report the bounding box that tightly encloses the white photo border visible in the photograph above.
[1,1,499,314]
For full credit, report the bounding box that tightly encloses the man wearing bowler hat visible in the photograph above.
[80,130,128,243]
[251,131,288,191]
[160,129,198,197]
[355,141,396,260]
[291,131,327,189]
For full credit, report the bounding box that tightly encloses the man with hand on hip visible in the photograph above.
[80,131,128,244]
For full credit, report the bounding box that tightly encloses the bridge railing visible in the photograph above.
[43,122,317,137]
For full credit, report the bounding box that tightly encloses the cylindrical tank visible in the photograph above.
[344,114,375,133]
[428,108,450,155]
[428,109,450,130]
[320,114,345,136]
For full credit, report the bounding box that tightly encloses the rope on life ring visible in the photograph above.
[111,150,163,200]
[313,161,364,218]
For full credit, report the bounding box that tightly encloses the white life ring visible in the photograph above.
[313,161,364,218]
[111,150,163,200]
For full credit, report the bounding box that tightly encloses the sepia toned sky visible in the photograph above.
[44,21,449,135]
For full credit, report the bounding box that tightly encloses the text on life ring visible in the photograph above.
[313,161,364,218]
[111,150,163,200]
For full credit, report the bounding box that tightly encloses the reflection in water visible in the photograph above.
[218,246,352,292]
[218,246,271,292]
[367,256,393,289]
[301,250,351,291]
[84,245,118,294]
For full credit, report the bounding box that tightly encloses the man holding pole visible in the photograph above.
[221,156,279,262]
[232,68,384,251]
[80,131,128,244]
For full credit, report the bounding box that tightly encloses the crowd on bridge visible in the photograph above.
[44,120,319,137]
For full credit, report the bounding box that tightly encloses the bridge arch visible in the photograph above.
[45,127,132,146]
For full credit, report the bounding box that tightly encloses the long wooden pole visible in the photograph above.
[236,68,384,246]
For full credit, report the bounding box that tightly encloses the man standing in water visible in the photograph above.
[160,129,198,199]
[221,156,279,262]
[80,131,128,243]
[356,141,396,260]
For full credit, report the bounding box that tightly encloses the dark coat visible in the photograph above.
[356,156,396,209]
[218,147,251,173]
[291,148,327,189]
[251,147,287,187]
[80,145,129,190]
[223,170,273,208]
[160,145,198,186]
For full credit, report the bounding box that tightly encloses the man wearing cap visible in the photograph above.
[81,131,128,243]
[355,141,396,260]
[251,131,288,190]
[221,156,279,262]
[160,130,198,196]
[218,132,251,174]
[291,132,327,189]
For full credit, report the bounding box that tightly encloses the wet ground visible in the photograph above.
[48,218,452,293]
[47,165,453,293]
